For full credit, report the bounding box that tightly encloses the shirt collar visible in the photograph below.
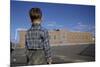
[31,23,41,29]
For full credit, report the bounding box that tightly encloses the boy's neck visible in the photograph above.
[32,23,41,26]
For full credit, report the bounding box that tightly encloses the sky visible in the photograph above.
[10,0,95,43]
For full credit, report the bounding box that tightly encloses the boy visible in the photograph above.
[25,8,52,65]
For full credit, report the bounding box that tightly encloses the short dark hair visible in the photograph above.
[29,8,42,22]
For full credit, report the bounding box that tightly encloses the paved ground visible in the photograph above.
[10,44,95,66]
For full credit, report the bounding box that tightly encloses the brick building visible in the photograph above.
[18,29,94,48]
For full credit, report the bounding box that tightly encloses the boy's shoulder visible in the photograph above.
[41,27,48,32]
[26,26,48,33]
[26,28,31,33]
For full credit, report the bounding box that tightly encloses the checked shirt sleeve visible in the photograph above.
[25,33,28,49]
[42,30,52,61]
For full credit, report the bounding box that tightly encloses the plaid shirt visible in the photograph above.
[25,24,52,60]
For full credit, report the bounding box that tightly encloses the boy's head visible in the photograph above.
[29,8,42,24]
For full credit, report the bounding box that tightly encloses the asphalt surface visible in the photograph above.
[10,44,95,66]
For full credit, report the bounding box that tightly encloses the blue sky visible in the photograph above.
[10,1,95,43]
